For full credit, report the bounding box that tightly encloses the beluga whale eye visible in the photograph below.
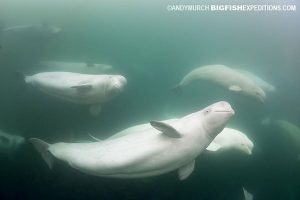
[204,108,211,115]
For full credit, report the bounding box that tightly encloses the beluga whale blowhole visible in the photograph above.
[30,101,234,180]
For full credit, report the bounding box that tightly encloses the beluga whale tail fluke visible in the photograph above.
[29,138,53,169]
[29,101,234,180]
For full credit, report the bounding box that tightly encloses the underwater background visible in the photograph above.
[0,0,299,199]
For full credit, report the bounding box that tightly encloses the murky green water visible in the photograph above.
[0,0,299,199]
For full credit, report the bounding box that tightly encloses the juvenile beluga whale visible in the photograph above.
[30,101,234,180]
[22,72,127,115]
[174,65,266,102]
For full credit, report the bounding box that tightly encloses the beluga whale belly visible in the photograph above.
[30,101,234,180]
[174,64,266,102]
[23,72,127,115]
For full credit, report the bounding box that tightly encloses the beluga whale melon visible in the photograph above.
[173,64,266,102]
[22,72,127,115]
[30,101,234,180]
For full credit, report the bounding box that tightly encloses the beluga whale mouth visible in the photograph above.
[212,101,235,115]
[214,110,235,114]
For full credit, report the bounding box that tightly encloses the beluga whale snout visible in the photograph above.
[212,101,235,114]
[30,101,234,180]
[202,101,235,135]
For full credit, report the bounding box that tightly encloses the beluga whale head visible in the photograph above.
[104,75,127,98]
[248,85,266,103]
[201,101,235,139]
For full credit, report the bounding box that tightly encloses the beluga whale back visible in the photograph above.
[30,101,234,180]
[23,72,127,115]
[174,64,266,102]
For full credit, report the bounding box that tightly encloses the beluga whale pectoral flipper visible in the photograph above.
[30,101,234,180]
[174,64,266,102]
[23,72,127,115]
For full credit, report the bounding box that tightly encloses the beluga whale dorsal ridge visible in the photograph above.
[30,101,234,180]
[23,72,127,115]
[174,64,266,102]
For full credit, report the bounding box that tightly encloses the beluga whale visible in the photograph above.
[30,101,234,180]
[3,23,62,39]
[22,72,127,115]
[173,64,266,102]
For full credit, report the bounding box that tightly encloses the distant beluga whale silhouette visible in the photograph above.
[173,64,266,102]
[30,101,234,180]
[3,23,62,38]
[22,72,127,115]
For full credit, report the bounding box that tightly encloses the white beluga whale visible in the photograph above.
[0,130,25,154]
[38,61,113,74]
[206,128,254,155]
[30,101,234,180]
[22,72,127,115]
[237,69,275,92]
[174,64,266,102]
